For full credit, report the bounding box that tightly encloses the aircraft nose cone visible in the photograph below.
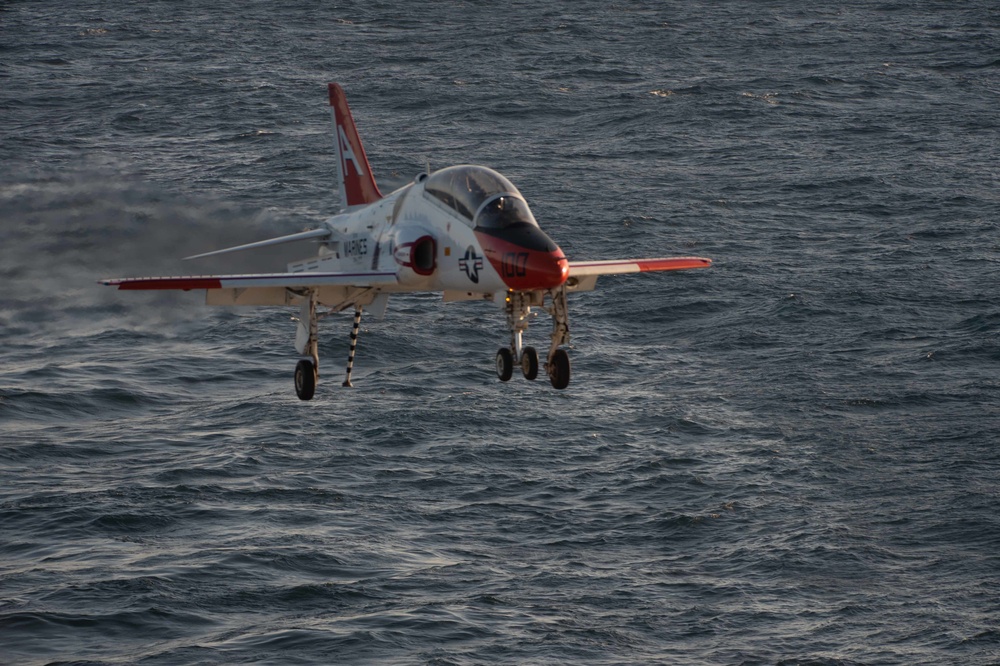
[475,225,569,291]
[514,248,568,290]
[537,251,569,289]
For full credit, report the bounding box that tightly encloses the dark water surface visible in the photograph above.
[2,2,999,664]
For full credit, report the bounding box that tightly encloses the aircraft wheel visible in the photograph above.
[295,359,317,401]
[495,348,513,382]
[520,346,539,380]
[548,348,570,390]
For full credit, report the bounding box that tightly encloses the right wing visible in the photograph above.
[566,256,711,292]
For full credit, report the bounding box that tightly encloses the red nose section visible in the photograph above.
[475,229,569,291]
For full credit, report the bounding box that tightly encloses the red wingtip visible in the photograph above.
[115,277,223,290]
[637,257,712,272]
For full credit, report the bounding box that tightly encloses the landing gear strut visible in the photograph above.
[343,305,363,387]
[496,287,570,389]
[294,290,321,401]
[544,286,571,390]
[292,289,368,400]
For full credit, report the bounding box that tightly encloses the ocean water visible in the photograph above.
[2,2,999,664]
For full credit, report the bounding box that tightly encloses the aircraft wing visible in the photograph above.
[99,270,397,291]
[565,257,711,292]
[569,257,711,276]
[99,271,399,306]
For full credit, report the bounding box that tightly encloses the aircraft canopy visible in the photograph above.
[424,165,538,229]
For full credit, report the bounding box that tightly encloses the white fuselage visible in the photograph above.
[288,170,567,300]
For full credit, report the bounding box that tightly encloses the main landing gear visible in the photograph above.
[293,289,365,401]
[294,359,317,401]
[290,286,570,400]
[496,286,571,389]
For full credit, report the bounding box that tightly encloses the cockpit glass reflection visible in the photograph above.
[424,165,536,228]
[474,195,537,230]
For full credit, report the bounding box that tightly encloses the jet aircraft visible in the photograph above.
[100,83,711,400]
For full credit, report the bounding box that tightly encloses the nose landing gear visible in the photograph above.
[495,347,514,381]
[520,346,539,381]
[496,287,570,389]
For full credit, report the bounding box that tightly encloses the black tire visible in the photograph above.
[548,348,570,389]
[520,346,539,381]
[294,359,317,401]
[495,348,514,382]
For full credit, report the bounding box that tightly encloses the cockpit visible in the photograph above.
[423,165,539,229]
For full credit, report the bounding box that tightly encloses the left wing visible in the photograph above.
[566,256,711,292]
[99,270,398,306]
[99,270,397,291]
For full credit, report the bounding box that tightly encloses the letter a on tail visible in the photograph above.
[329,83,383,208]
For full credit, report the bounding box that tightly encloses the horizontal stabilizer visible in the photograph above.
[99,270,397,291]
[184,228,332,260]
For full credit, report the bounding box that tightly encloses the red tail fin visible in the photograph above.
[328,83,383,208]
